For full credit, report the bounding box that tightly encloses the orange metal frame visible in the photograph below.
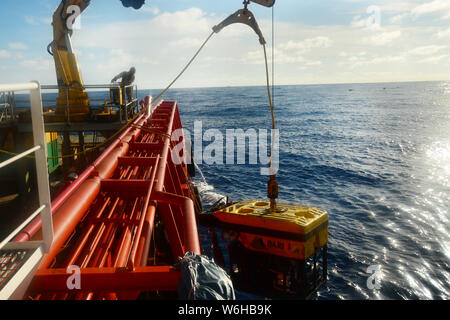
[16,99,200,300]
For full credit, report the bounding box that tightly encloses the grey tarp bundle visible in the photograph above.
[175,252,236,300]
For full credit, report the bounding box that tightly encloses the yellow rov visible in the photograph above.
[200,200,329,299]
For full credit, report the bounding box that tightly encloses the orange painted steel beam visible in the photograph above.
[31,266,180,292]
[36,117,146,269]
[12,109,151,243]
[117,156,158,167]
[153,191,201,255]
[21,99,201,299]
[129,142,164,151]
[100,179,152,193]
[128,156,160,268]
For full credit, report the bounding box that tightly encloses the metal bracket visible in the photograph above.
[213,9,266,45]
[250,0,275,8]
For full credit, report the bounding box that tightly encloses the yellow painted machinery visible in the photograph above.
[47,0,145,122]
[50,0,90,120]
[200,200,328,299]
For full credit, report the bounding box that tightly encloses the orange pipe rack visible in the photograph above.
[23,99,201,300]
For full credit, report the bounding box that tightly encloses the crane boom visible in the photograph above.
[50,0,145,119]
[49,0,272,119]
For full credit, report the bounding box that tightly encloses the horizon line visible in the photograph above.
[141,79,449,92]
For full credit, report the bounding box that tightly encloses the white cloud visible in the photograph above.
[41,17,52,25]
[246,47,305,65]
[368,56,407,64]
[0,50,11,58]
[419,54,449,64]
[244,36,331,66]
[390,13,409,24]
[96,49,136,72]
[350,55,407,69]
[381,0,450,24]
[351,15,367,28]
[411,0,450,20]
[168,38,204,48]
[364,31,402,46]
[24,15,38,25]
[408,45,447,56]
[19,58,53,71]
[151,8,210,36]
[305,61,322,66]
[24,15,52,26]
[437,28,450,38]
[380,2,416,13]
[278,37,332,52]
[8,42,28,50]
[141,7,160,15]
[6,6,450,87]
[412,0,450,17]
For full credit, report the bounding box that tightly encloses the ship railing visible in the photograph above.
[37,84,140,124]
[2,83,140,126]
[0,82,53,300]
[0,91,16,124]
[121,84,139,123]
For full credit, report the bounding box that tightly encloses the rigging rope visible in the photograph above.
[265,5,279,212]
[263,43,279,212]
[152,31,215,104]
[261,6,277,171]
[0,8,278,212]
[272,5,275,109]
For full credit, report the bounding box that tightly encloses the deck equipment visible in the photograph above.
[200,201,328,298]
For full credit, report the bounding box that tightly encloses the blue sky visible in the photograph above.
[1,0,450,88]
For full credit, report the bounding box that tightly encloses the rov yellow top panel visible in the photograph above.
[217,200,328,235]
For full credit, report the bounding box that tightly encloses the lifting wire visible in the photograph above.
[152,31,215,104]
[272,5,275,112]
[268,4,279,212]
[1,3,279,211]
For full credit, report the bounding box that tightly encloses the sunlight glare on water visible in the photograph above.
[158,81,450,299]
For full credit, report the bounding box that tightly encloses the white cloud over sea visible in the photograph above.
[0,1,449,87]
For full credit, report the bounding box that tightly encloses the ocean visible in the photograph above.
[156,81,450,300]
[3,81,449,300]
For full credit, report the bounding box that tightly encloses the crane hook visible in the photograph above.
[212,8,266,45]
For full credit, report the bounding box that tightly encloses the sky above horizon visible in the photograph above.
[0,0,450,89]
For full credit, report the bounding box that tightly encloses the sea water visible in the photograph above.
[159,81,450,300]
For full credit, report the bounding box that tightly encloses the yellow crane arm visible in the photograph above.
[51,0,91,113]
[50,0,145,116]
[49,0,270,118]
